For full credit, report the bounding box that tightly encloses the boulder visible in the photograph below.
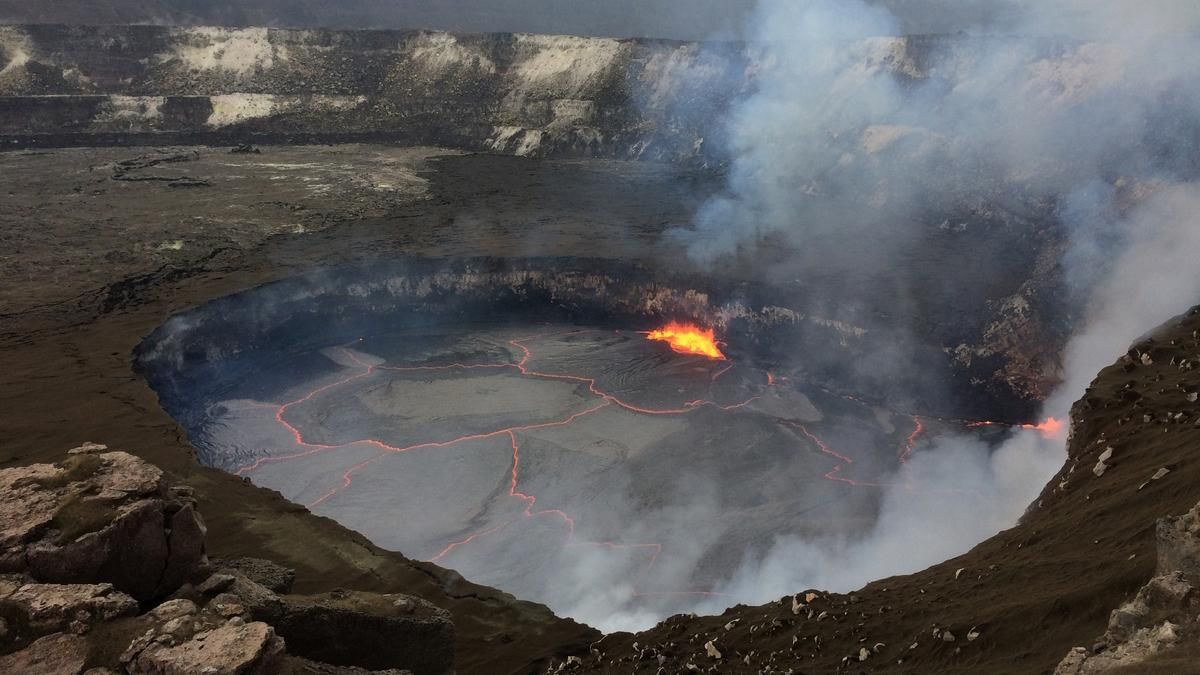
[200,571,284,619]
[1055,618,1189,675]
[148,598,200,622]
[1,582,138,640]
[1056,499,1200,674]
[0,447,206,601]
[1156,501,1200,582]
[271,589,454,675]
[212,557,296,594]
[0,632,90,675]
[128,619,286,675]
[1103,573,1194,642]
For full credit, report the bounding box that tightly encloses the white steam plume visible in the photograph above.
[656,0,1200,621]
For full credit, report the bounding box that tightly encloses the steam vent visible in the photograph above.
[3,3,1200,674]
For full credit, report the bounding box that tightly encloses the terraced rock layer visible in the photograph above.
[0,24,747,158]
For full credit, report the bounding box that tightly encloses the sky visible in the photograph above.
[0,0,1113,40]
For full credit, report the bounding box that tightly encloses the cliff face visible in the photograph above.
[0,25,1144,167]
[0,24,749,159]
[0,26,1104,159]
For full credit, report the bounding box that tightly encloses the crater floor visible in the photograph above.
[179,323,983,629]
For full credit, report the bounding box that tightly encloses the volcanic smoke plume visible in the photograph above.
[671,0,1200,611]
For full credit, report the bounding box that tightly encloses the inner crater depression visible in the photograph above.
[137,259,1013,630]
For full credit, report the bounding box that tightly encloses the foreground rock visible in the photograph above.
[0,443,206,601]
[183,571,453,674]
[272,590,453,674]
[1055,500,1200,674]
[0,579,138,646]
[1157,499,1200,581]
[0,632,90,675]
[0,446,455,674]
[213,557,297,594]
[125,612,286,675]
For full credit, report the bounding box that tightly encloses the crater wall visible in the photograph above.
[0,24,750,158]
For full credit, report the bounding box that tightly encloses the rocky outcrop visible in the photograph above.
[1157,500,1200,581]
[212,557,295,594]
[1054,500,1200,674]
[122,606,286,675]
[182,571,453,674]
[0,443,206,601]
[0,446,455,674]
[0,24,747,160]
[271,590,453,675]
[0,631,90,674]
[0,580,138,642]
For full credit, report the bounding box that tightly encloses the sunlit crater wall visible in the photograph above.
[0,24,747,158]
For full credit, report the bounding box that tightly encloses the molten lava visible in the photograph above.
[645,322,726,360]
[1022,416,1065,439]
[968,416,1065,439]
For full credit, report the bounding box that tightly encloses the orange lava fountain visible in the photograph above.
[645,322,726,360]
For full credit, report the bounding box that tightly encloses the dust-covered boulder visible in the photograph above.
[0,632,90,674]
[1104,572,1194,642]
[127,619,286,675]
[0,581,138,644]
[1157,500,1200,582]
[0,445,206,601]
[195,570,285,618]
[212,557,296,594]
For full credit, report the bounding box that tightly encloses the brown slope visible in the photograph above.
[566,309,1200,674]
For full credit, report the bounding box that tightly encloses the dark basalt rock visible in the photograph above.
[271,590,454,675]
[212,557,297,594]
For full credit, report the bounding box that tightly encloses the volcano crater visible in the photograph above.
[136,256,1022,629]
